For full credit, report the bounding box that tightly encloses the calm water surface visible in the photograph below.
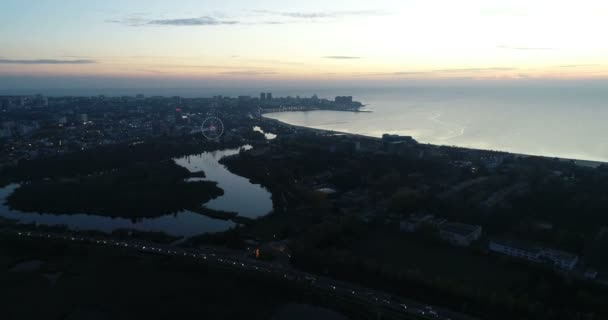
[0,145,273,237]
[174,145,273,218]
[253,126,277,140]
[264,86,608,162]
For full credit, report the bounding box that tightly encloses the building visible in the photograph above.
[584,270,598,280]
[489,239,541,262]
[0,127,11,139]
[238,95,253,107]
[481,155,507,171]
[539,249,579,271]
[489,239,579,270]
[260,92,266,101]
[335,96,353,104]
[266,92,272,100]
[382,134,416,144]
[382,134,417,154]
[400,213,435,232]
[80,114,88,123]
[438,222,482,246]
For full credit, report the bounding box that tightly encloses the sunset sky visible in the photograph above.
[2,0,608,88]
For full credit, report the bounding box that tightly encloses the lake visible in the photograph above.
[0,145,273,237]
[174,145,273,219]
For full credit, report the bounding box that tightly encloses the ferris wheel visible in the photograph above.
[201,116,224,140]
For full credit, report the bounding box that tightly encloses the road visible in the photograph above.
[5,229,478,320]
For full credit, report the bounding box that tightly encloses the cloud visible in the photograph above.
[219,70,277,76]
[434,67,516,73]
[481,8,528,17]
[324,56,362,60]
[147,17,239,26]
[134,69,171,74]
[259,21,290,25]
[391,71,428,75]
[239,58,307,66]
[0,59,97,64]
[557,64,599,68]
[362,68,516,77]
[110,9,387,27]
[349,70,431,77]
[254,10,387,19]
[108,16,239,26]
[62,55,92,59]
[161,64,275,70]
[111,16,285,27]
[498,45,555,51]
[106,17,148,26]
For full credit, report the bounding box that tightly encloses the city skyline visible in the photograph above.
[2,0,608,88]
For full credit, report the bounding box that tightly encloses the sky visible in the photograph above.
[1,0,608,89]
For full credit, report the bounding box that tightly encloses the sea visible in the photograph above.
[266,86,608,163]
[5,85,608,163]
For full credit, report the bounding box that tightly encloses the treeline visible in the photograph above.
[0,135,243,186]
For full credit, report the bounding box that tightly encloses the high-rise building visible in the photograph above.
[260,92,266,101]
[266,92,272,100]
[335,96,353,104]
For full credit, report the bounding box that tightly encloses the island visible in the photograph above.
[6,160,224,219]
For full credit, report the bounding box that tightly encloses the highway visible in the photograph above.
[5,229,478,320]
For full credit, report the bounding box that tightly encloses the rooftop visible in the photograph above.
[490,238,542,254]
[439,222,481,236]
[541,249,579,262]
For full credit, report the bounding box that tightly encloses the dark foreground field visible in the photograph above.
[0,235,352,320]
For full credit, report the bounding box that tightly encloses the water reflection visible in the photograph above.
[253,126,277,140]
[174,145,273,218]
[0,145,273,237]
[0,184,235,237]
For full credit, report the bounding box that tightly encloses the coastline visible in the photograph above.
[261,113,607,169]
[259,103,369,114]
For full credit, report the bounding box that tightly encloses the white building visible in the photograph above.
[539,249,579,271]
[489,239,579,271]
[438,222,482,247]
[489,239,542,262]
